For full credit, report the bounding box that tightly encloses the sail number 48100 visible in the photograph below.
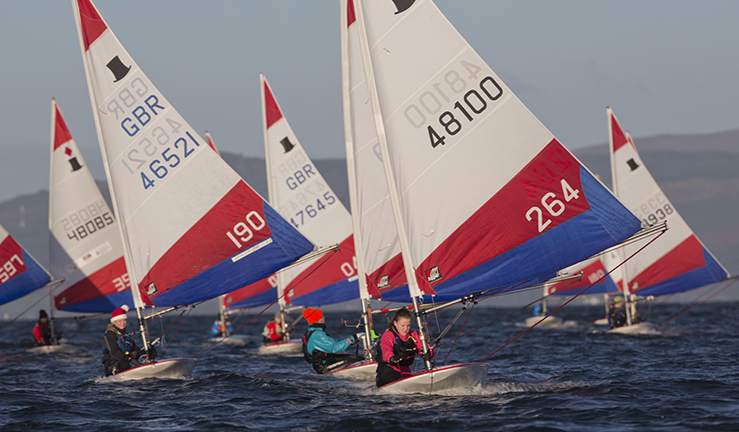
[526,179,580,232]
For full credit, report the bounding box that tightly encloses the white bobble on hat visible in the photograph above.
[110,304,130,323]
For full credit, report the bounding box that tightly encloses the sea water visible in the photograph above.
[1,302,737,431]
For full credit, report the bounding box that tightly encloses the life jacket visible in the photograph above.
[101,328,136,357]
[302,325,328,370]
[377,326,418,367]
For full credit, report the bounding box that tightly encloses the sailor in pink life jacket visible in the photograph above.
[376,307,433,387]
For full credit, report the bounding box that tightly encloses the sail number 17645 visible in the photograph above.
[526,179,580,232]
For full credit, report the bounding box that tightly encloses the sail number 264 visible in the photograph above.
[526,179,580,232]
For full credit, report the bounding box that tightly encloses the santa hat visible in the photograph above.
[111,305,130,323]
[302,308,323,325]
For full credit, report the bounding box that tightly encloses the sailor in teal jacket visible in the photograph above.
[302,308,364,374]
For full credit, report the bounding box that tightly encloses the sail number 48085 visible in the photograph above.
[526,179,580,232]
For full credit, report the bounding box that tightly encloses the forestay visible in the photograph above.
[608,108,729,297]
[225,76,359,309]
[72,0,314,307]
[343,0,402,302]
[0,224,52,306]
[50,99,133,313]
[354,0,642,301]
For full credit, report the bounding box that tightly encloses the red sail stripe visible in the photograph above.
[77,0,107,51]
[263,80,283,129]
[138,181,273,303]
[629,235,706,293]
[347,0,356,27]
[610,112,631,152]
[53,103,74,150]
[417,139,590,288]
[0,235,28,284]
[54,257,128,309]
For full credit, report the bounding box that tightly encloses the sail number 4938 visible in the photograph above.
[226,211,267,248]
[526,179,580,232]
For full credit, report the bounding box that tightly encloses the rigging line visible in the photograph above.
[442,303,475,366]
[162,307,192,358]
[659,277,738,328]
[439,280,589,346]
[152,308,188,343]
[0,287,56,333]
[477,230,665,364]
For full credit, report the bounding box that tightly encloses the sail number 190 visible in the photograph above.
[226,211,267,248]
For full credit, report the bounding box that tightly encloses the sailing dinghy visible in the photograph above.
[1,222,64,353]
[606,108,731,335]
[525,256,621,328]
[72,0,315,379]
[350,0,643,393]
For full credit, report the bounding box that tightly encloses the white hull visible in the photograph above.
[112,358,196,381]
[26,344,78,354]
[608,322,660,335]
[379,363,489,394]
[207,334,252,345]
[257,339,302,356]
[525,315,563,328]
[593,317,609,326]
[326,361,376,380]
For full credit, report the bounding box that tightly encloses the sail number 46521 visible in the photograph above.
[526,179,580,232]
[226,211,267,248]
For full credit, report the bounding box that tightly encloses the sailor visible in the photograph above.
[376,307,433,388]
[302,308,363,374]
[32,310,60,346]
[211,318,234,338]
[608,295,628,329]
[101,305,156,376]
[532,302,543,317]
[262,311,285,345]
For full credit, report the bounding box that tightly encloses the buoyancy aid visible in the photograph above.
[101,328,136,358]
[378,326,418,367]
[302,325,328,370]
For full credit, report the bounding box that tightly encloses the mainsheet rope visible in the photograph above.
[0,287,55,333]
[477,229,666,364]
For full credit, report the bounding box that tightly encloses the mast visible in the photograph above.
[354,0,431,370]
[340,0,373,358]
[47,98,57,344]
[260,73,289,339]
[72,0,149,349]
[607,107,633,326]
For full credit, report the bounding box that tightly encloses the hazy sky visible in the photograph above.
[1,0,737,203]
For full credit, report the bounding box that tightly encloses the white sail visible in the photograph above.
[49,98,132,313]
[342,0,404,301]
[353,0,641,301]
[72,0,313,309]
[608,108,728,297]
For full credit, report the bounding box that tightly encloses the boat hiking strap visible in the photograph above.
[162,306,192,358]
[441,303,475,366]
[659,276,739,328]
[192,254,335,359]
[477,228,666,364]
